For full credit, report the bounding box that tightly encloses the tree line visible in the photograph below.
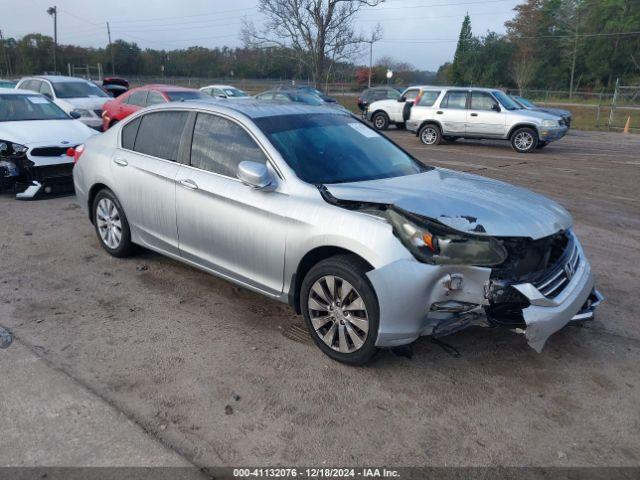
[1,0,638,91]
[441,0,640,92]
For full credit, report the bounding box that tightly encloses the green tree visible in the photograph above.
[450,14,476,85]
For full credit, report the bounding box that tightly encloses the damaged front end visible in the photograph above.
[0,141,75,199]
[321,185,603,351]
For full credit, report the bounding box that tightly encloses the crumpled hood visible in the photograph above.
[58,96,109,111]
[0,119,96,145]
[325,168,572,239]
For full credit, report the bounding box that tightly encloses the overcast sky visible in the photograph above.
[7,0,523,71]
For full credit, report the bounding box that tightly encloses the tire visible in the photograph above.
[418,123,443,146]
[300,255,380,365]
[536,141,548,149]
[510,127,538,153]
[93,188,135,258]
[443,136,459,142]
[371,112,389,131]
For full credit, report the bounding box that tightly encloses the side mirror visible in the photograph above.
[491,104,501,112]
[69,110,81,119]
[237,161,273,189]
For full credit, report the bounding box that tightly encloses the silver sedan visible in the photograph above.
[72,101,602,364]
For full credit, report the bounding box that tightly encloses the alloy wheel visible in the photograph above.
[514,131,534,151]
[421,126,438,144]
[96,198,122,249]
[307,275,369,353]
[374,115,385,129]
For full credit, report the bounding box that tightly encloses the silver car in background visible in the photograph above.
[73,101,601,364]
[370,87,567,153]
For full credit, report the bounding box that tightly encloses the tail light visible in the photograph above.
[72,144,85,164]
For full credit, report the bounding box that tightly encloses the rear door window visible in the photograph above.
[39,82,54,98]
[190,113,267,178]
[440,91,468,109]
[133,111,189,161]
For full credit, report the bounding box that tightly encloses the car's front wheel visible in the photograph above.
[419,124,442,145]
[93,189,135,258]
[371,112,389,130]
[300,255,379,365]
[511,127,538,153]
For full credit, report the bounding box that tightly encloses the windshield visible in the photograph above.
[255,113,428,184]
[512,95,536,108]
[223,87,248,98]
[0,94,70,122]
[166,91,210,101]
[53,81,108,99]
[493,91,522,111]
[0,81,16,88]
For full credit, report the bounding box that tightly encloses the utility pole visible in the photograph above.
[106,21,115,75]
[47,6,58,73]
[569,7,579,100]
[0,30,12,76]
[368,40,373,88]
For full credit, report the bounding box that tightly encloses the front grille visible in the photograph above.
[532,242,580,298]
[31,163,74,181]
[31,146,72,157]
[94,109,103,117]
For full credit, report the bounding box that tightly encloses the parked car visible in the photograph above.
[73,100,602,364]
[277,85,338,104]
[0,88,97,199]
[364,85,434,129]
[256,89,350,113]
[102,76,130,98]
[397,87,567,153]
[101,84,210,131]
[357,86,403,112]
[15,75,110,130]
[200,84,249,99]
[510,95,572,128]
[0,79,17,89]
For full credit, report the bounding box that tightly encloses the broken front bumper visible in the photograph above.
[539,125,568,142]
[367,238,602,351]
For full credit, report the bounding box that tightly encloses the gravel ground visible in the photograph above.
[0,129,639,468]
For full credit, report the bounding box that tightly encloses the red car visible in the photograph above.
[101,84,210,131]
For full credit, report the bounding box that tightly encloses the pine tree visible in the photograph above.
[450,14,474,85]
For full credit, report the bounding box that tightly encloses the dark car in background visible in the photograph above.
[511,95,572,128]
[102,77,130,97]
[357,86,403,112]
[256,89,350,113]
[276,85,338,104]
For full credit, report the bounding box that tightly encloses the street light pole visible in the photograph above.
[47,6,57,73]
[368,40,373,88]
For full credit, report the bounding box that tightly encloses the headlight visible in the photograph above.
[542,119,558,127]
[386,209,507,266]
[73,109,93,118]
[0,140,28,158]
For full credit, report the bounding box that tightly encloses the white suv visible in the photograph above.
[367,86,568,153]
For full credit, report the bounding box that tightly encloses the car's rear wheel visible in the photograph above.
[419,124,442,145]
[371,112,389,130]
[300,255,379,365]
[511,127,538,153]
[93,189,134,258]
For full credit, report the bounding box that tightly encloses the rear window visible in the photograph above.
[133,111,189,161]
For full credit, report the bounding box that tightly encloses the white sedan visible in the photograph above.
[199,84,250,100]
[0,88,98,199]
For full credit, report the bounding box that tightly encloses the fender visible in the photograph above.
[507,123,540,139]
[416,119,444,136]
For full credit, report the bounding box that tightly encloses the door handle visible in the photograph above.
[113,156,128,166]
[470,113,479,117]
[178,179,198,190]
[436,111,443,115]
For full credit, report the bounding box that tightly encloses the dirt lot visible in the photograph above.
[1,129,639,468]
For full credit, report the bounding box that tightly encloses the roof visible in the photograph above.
[22,75,94,83]
[145,99,348,120]
[0,87,43,95]
[135,84,197,92]
[200,84,236,89]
